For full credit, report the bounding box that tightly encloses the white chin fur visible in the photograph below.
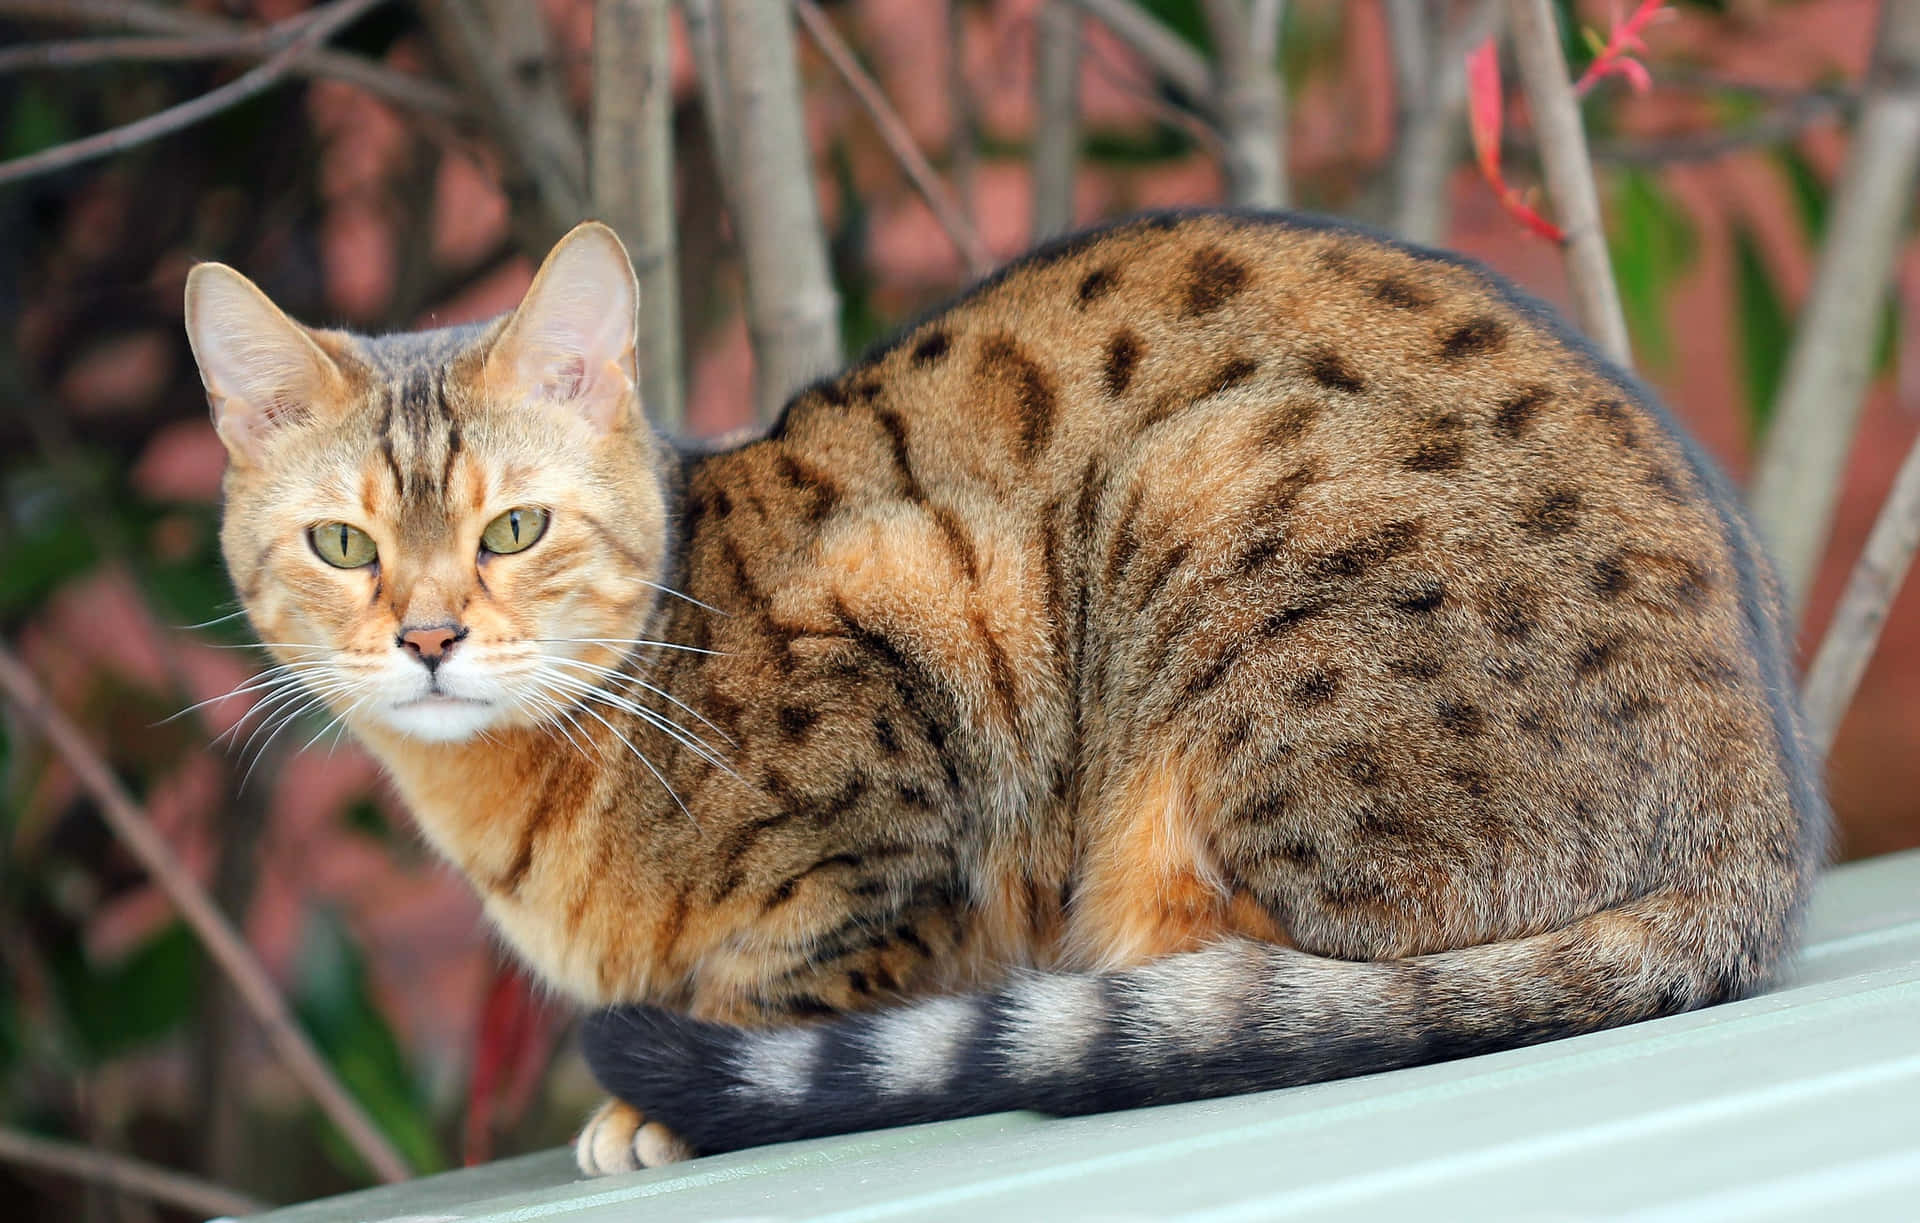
[375,695,501,741]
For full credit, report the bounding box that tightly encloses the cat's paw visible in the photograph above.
[574,1097,696,1175]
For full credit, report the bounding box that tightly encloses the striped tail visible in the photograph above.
[581,881,1800,1157]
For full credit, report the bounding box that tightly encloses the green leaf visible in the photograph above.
[1732,225,1793,440]
[4,84,69,160]
[0,461,112,626]
[295,909,446,1177]
[1136,0,1207,54]
[47,922,201,1062]
[138,506,246,642]
[1777,146,1829,240]
[1079,124,1194,165]
[1608,169,1696,369]
[1873,293,1900,381]
[342,798,391,843]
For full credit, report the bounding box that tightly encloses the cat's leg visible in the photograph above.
[575,1097,696,1174]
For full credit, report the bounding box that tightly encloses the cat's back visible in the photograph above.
[767,211,1721,534]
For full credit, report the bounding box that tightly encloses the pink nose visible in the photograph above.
[399,624,464,668]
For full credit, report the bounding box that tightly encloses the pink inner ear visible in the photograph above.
[543,356,588,401]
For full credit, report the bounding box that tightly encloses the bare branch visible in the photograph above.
[0,0,391,189]
[0,29,287,74]
[1749,2,1920,612]
[593,0,685,431]
[680,0,737,199]
[0,645,413,1184]
[946,0,978,231]
[794,0,993,278]
[1032,1,1083,240]
[1248,0,1283,64]
[1504,0,1633,366]
[1066,0,1214,109]
[1384,0,1430,112]
[0,0,464,116]
[0,1127,270,1219]
[1571,87,1851,166]
[1802,432,1920,756]
[416,0,586,248]
[1388,0,1500,244]
[1203,0,1287,207]
[717,0,841,419]
[1077,23,1228,161]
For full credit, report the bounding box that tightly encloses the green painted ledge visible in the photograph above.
[244,849,1920,1222]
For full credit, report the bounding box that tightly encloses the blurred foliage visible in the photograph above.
[1732,221,1792,439]
[295,911,447,1179]
[48,924,201,1066]
[1609,168,1697,369]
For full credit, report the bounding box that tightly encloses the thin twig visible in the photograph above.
[0,29,292,73]
[0,0,464,116]
[0,0,387,188]
[416,0,585,249]
[1076,20,1227,160]
[680,0,737,202]
[718,0,842,419]
[1504,0,1633,366]
[1389,0,1500,243]
[0,1127,270,1219]
[1572,87,1850,166]
[593,0,685,430]
[1802,432,1920,756]
[793,0,993,277]
[1749,2,1920,613]
[946,0,978,231]
[1203,0,1286,206]
[1066,0,1214,110]
[0,645,413,1184]
[1032,0,1082,240]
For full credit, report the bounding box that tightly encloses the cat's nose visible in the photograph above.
[398,623,467,672]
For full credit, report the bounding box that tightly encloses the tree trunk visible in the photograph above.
[592,0,685,431]
[1749,1,1920,612]
[715,0,842,420]
[1033,1,1083,239]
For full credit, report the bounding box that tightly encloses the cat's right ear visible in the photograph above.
[183,264,347,466]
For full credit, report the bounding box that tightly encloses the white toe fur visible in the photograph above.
[577,1099,642,1175]
[633,1120,695,1168]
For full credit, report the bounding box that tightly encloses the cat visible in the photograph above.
[186,211,1826,1175]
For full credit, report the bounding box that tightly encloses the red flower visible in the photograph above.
[1466,40,1567,244]
[1575,1,1671,96]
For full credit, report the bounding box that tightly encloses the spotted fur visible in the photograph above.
[195,211,1826,1173]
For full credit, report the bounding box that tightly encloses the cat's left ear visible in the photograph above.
[183,263,350,466]
[486,221,640,434]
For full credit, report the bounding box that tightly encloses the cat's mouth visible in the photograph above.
[395,694,489,709]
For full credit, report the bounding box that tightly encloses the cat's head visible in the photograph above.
[186,223,672,744]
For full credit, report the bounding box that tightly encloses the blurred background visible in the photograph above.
[1,0,1916,1217]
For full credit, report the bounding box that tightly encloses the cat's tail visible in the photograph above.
[581,877,1806,1157]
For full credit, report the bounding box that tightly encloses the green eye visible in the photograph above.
[310,522,377,568]
[481,507,549,555]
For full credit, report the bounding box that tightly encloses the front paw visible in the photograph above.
[575,1097,696,1175]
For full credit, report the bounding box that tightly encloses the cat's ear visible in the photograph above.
[486,221,640,434]
[183,264,348,466]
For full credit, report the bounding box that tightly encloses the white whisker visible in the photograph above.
[532,637,725,657]
[537,669,736,778]
[544,655,737,746]
[558,693,698,828]
[173,607,249,631]
[623,577,730,617]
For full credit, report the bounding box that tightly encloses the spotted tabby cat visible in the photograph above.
[187,212,1825,1174]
